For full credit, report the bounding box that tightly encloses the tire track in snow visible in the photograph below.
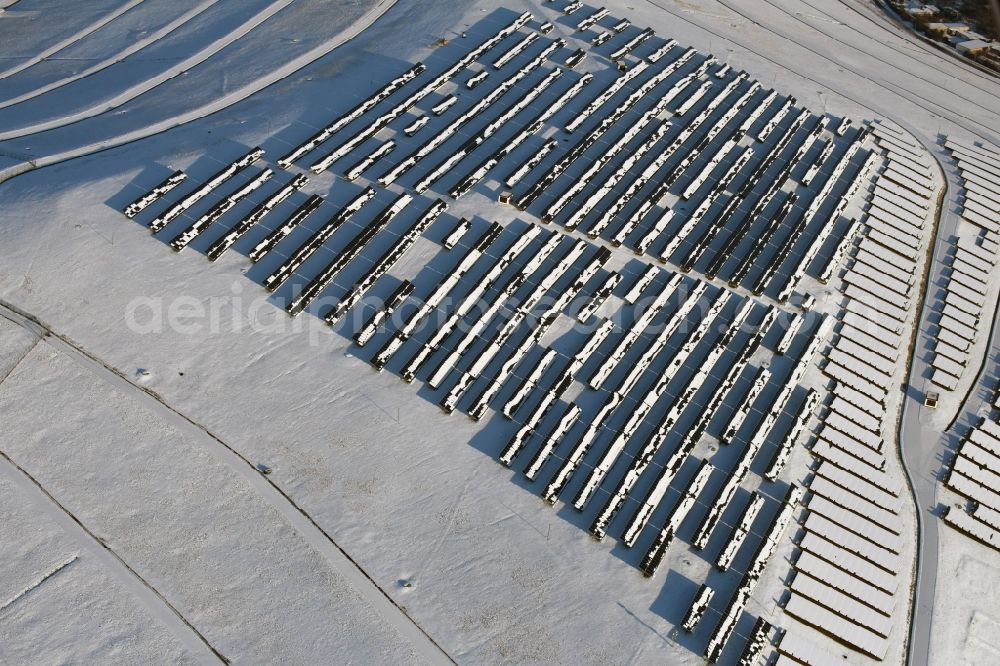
[642,0,999,146]
[831,0,1000,92]
[0,555,78,613]
[757,0,1000,123]
[0,0,398,185]
[0,0,298,140]
[0,299,454,665]
[0,419,227,663]
[0,0,221,110]
[0,0,148,80]
[711,0,1000,143]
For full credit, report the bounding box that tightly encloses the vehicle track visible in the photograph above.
[0,0,220,110]
[833,0,1000,91]
[768,0,1000,115]
[0,0,148,80]
[639,0,936,148]
[712,0,1000,144]
[0,328,227,664]
[850,0,1000,82]
[0,0,299,140]
[0,0,398,185]
[0,298,453,665]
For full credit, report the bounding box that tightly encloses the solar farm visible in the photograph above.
[0,1,998,665]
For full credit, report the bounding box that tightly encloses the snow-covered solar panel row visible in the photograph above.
[587,275,682,387]
[802,139,834,187]
[502,348,558,419]
[828,392,881,436]
[693,361,806,549]
[721,366,770,444]
[798,530,897,596]
[403,115,428,137]
[778,140,879,301]
[544,112,660,222]
[278,62,425,168]
[576,294,746,512]
[371,221,504,370]
[207,174,308,261]
[345,140,395,181]
[715,493,765,571]
[564,48,586,68]
[816,216,865,284]
[802,511,896,575]
[263,186,376,292]
[517,53,693,210]
[673,79,757,178]
[247,194,323,263]
[564,120,670,231]
[581,110,691,237]
[682,584,714,632]
[609,27,654,61]
[469,248,611,422]
[765,389,819,481]
[575,7,608,31]
[943,505,1000,551]
[123,170,187,219]
[439,239,593,413]
[793,550,894,616]
[724,191,798,287]
[418,68,565,192]
[309,11,533,173]
[384,38,566,188]
[564,58,651,133]
[795,143,920,658]
[411,228,553,385]
[946,138,1000,234]
[790,569,892,637]
[590,304,773,541]
[807,493,901,553]
[148,147,264,233]
[491,31,539,70]
[285,193,414,316]
[738,618,773,666]
[942,419,1000,544]
[704,485,803,662]
[354,280,414,347]
[417,230,559,383]
[466,69,489,90]
[645,39,677,64]
[592,30,610,46]
[640,459,715,577]
[441,217,471,250]
[783,592,888,659]
[448,71,593,198]
[688,121,815,273]
[930,235,996,390]
[576,271,620,321]
[757,95,795,141]
[511,401,581,474]
[976,502,1000,533]
[169,169,273,251]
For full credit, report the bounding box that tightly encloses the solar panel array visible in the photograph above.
[930,139,1000,390]
[115,3,899,662]
[775,123,935,661]
[943,412,1000,552]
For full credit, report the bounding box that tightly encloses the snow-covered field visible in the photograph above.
[1,0,998,664]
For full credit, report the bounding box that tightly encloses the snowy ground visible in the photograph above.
[0,0,998,664]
